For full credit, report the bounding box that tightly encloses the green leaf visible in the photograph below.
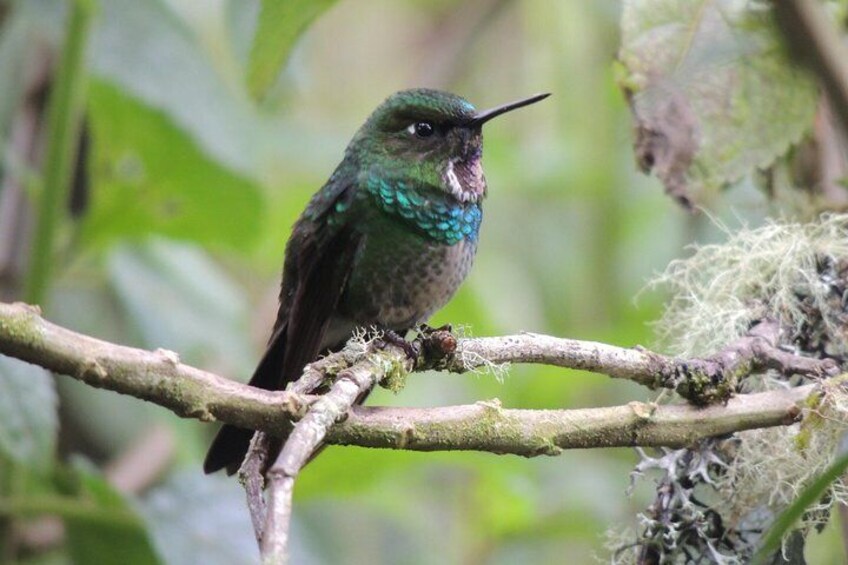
[89,0,335,186]
[83,79,263,250]
[0,356,57,470]
[140,471,257,565]
[91,0,264,178]
[246,0,338,99]
[60,461,161,565]
[24,0,96,306]
[752,451,848,564]
[619,0,818,205]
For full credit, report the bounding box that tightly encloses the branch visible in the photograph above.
[1,300,838,563]
[247,322,823,562]
[329,386,810,455]
[0,301,836,441]
[443,319,836,404]
[239,432,271,543]
[261,350,388,562]
[0,302,311,431]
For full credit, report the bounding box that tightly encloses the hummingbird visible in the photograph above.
[204,89,550,475]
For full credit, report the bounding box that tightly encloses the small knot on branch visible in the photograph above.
[78,358,107,384]
[629,401,657,421]
[155,348,180,365]
[13,301,42,316]
[665,360,737,406]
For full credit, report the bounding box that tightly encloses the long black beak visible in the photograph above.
[470,92,551,127]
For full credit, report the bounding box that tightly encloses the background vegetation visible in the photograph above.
[1,0,845,563]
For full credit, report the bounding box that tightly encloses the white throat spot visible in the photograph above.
[446,160,468,201]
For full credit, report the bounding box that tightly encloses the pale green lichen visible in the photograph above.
[718,379,848,535]
[651,214,848,359]
[376,349,409,394]
[611,214,848,562]
[793,390,825,453]
[456,349,511,381]
[0,305,43,348]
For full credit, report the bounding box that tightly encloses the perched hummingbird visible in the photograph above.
[204,89,550,475]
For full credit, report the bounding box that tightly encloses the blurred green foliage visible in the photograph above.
[0,0,845,563]
[0,357,56,472]
[246,0,338,99]
[84,80,263,249]
[620,0,819,204]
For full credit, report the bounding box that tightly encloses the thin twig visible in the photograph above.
[444,319,837,404]
[238,432,271,543]
[238,338,383,548]
[261,344,407,563]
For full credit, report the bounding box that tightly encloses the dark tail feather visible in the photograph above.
[203,425,257,475]
[203,326,288,475]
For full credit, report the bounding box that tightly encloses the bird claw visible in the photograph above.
[379,329,420,360]
[417,323,452,335]
[412,324,457,368]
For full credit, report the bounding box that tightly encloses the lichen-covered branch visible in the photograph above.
[0,302,310,431]
[250,326,819,561]
[0,300,834,454]
[239,432,271,543]
[441,319,837,404]
[261,347,397,563]
[0,300,838,563]
[328,386,810,455]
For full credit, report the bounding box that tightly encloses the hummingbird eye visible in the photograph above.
[408,121,435,138]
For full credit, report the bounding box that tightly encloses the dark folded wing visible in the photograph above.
[203,183,361,474]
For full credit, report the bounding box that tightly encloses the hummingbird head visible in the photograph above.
[351,89,550,204]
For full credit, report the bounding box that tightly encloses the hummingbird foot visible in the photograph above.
[413,324,458,370]
[379,329,421,360]
[416,323,453,334]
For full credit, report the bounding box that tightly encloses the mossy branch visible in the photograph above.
[329,387,811,455]
[0,301,311,432]
[0,300,835,453]
[1,299,839,563]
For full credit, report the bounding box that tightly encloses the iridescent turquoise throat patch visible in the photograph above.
[365,177,481,245]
